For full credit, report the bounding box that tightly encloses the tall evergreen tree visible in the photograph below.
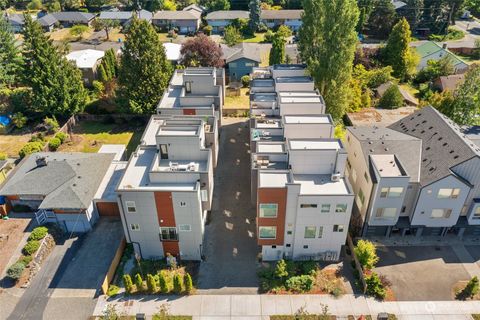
[0,14,22,88]
[248,0,261,33]
[117,17,172,114]
[367,0,396,39]
[299,0,359,120]
[383,18,418,80]
[22,15,86,117]
[269,34,286,65]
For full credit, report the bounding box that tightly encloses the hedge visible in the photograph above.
[54,132,67,143]
[19,141,44,158]
[48,137,61,151]
[28,226,48,241]
[23,240,40,256]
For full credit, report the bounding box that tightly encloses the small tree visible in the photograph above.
[274,259,288,279]
[241,75,250,88]
[69,25,89,39]
[7,262,25,280]
[464,276,479,298]
[180,35,224,67]
[123,274,133,294]
[173,274,182,294]
[11,112,27,128]
[224,25,242,47]
[354,239,379,270]
[159,273,168,293]
[184,272,193,294]
[134,273,144,291]
[269,33,286,65]
[378,84,404,109]
[147,273,157,293]
[92,19,120,41]
[276,25,292,39]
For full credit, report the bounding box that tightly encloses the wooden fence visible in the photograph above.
[101,237,126,295]
[347,234,367,293]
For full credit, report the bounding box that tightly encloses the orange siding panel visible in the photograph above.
[257,187,287,246]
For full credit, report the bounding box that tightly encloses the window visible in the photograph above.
[185,81,192,93]
[401,206,406,213]
[178,224,191,232]
[160,227,178,240]
[300,204,317,208]
[321,204,330,213]
[201,190,208,202]
[126,201,136,213]
[358,189,365,205]
[245,62,256,67]
[272,245,276,249]
[380,187,404,198]
[473,207,480,219]
[318,226,323,238]
[229,62,237,67]
[259,203,278,218]
[286,243,291,247]
[437,188,461,199]
[351,168,357,182]
[333,225,344,232]
[287,230,292,235]
[259,226,276,239]
[335,204,347,213]
[364,172,369,183]
[180,201,187,207]
[431,209,452,219]
[303,245,308,249]
[375,208,397,220]
[130,223,140,231]
[304,226,316,238]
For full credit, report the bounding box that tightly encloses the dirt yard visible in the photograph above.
[0,218,31,276]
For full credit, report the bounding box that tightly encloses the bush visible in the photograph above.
[463,276,479,298]
[23,240,40,256]
[92,80,105,97]
[123,274,133,294]
[184,272,193,294]
[285,275,315,293]
[354,239,379,270]
[135,273,144,291]
[264,29,275,43]
[43,117,59,134]
[29,226,48,241]
[54,132,67,143]
[0,152,6,160]
[107,284,120,296]
[18,255,33,266]
[7,262,25,280]
[365,272,386,300]
[241,75,250,88]
[173,274,182,293]
[29,132,45,142]
[378,84,404,109]
[48,137,61,151]
[19,141,44,158]
[203,25,212,36]
[299,260,317,276]
[159,273,168,293]
[147,274,157,293]
[11,112,27,129]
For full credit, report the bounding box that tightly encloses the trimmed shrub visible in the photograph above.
[159,273,168,293]
[135,273,144,291]
[241,75,250,88]
[184,272,193,294]
[19,141,44,158]
[48,137,61,151]
[378,84,404,109]
[365,272,386,300]
[123,274,133,294]
[54,132,67,143]
[107,284,120,297]
[7,262,25,280]
[147,273,157,293]
[23,240,40,256]
[173,274,182,294]
[29,226,48,241]
[285,275,315,293]
[18,255,33,266]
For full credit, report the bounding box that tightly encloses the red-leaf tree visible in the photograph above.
[180,35,224,68]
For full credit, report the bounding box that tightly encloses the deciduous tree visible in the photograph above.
[202,0,230,10]
[223,25,242,46]
[354,239,379,270]
[92,19,120,41]
[299,0,359,120]
[180,34,225,67]
[445,65,480,125]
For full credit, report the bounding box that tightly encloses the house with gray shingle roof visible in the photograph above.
[4,13,25,33]
[0,152,124,232]
[221,43,262,81]
[345,106,480,239]
[99,9,152,26]
[205,10,249,33]
[50,11,96,26]
[37,14,58,32]
[152,9,201,33]
[260,10,303,31]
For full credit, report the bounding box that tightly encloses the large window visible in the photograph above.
[304,226,316,238]
[380,187,404,198]
[335,204,348,213]
[321,204,331,213]
[333,225,344,232]
[318,226,323,238]
[259,203,278,218]
[126,201,136,213]
[160,227,178,240]
[431,209,452,219]
[300,204,317,208]
[259,226,276,239]
[473,207,480,219]
[375,208,397,220]
[437,188,461,199]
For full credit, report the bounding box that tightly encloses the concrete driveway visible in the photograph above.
[197,118,260,293]
[374,245,471,301]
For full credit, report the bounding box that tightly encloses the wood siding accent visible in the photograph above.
[154,192,179,256]
[183,109,196,115]
[257,187,287,246]
[53,209,83,214]
[96,202,120,217]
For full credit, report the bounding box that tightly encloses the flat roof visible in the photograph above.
[95,161,127,200]
[251,79,275,87]
[370,154,407,178]
[275,76,313,83]
[251,93,277,102]
[257,142,286,153]
[155,159,207,172]
[273,64,306,70]
[280,96,323,104]
[259,171,290,188]
[288,139,342,150]
[98,144,126,161]
[255,118,282,129]
[278,91,319,97]
[283,115,331,124]
[157,125,199,136]
[293,174,350,195]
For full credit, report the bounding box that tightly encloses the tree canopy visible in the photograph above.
[299,0,359,120]
[0,14,22,88]
[248,0,262,33]
[117,17,172,114]
[269,33,286,65]
[181,34,225,67]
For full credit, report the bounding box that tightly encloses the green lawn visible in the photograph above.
[243,33,266,43]
[225,88,250,110]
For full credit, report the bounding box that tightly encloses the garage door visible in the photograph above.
[96,202,120,217]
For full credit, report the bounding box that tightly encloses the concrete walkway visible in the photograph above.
[93,294,480,319]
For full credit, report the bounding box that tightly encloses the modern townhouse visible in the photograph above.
[116,68,224,261]
[152,9,201,33]
[249,65,354,261]
[345,106,480,239]
[260,10,303,31]
[205,10,249,33]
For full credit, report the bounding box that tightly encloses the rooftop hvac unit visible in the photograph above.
[331,173,341,182]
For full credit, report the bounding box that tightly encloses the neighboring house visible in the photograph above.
[99,10,152,26]
[415,41,469,73]
[163,42,182,63]
[260,10,303,31]
[205,10,249,33]
[345,106,480,239]
[0,152,125,232]
[392,0,407,10]
[50,12,96,26]
[375,81,419,107]
[433,74,465,92]
[5,13,25,33]
[116,67,224,261]
[221,43,262,81]
[66,49,105,86]
[183,3,206,15]
[346,106,417,127]
[37,14,57,32]
[152,10,201,33]
[249,65,353,261]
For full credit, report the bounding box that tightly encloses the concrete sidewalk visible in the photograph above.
[93,294,480,319]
